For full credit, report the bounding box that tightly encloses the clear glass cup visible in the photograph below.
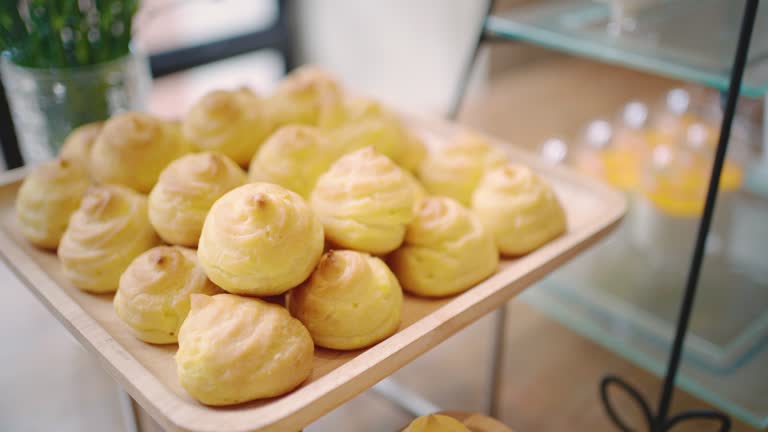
[1,51,151,165]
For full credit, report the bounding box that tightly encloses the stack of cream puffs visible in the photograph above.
[14,65,567,407]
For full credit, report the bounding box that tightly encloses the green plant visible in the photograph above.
[0,0,139,68]
[0,0,144,157]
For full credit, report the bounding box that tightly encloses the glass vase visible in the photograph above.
[1,52,151,165]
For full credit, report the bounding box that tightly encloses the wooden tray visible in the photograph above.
[0,116,625,432]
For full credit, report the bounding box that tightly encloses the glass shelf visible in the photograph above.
[522,190,768,428]
[486,0,768,98]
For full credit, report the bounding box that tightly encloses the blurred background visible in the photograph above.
[1,0,766,431]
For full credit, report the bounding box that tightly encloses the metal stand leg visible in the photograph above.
[276,0,295,73]
[0,74,24,169]
[488,304,508,417]
[600,1,756,430]
[371,378,442,417]
[448,0,509,418]
[448,0,495,120]
[118,388,139,432]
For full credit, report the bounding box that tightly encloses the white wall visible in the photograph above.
[295,0,489,115]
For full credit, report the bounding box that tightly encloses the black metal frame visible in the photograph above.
[149,0,294,78]
[0,0,294,169]
[600,1,757,430]
[451,0,760,430]
[0,75,22,169]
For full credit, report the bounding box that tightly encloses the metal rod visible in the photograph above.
[0,74,24,169]
[488,304,508,417]
[118,387,140,432]
[654,0,759,428]
[763,93,768,163]
[448,0,495,120]
[371,378,442,418]
[276,0,295,73]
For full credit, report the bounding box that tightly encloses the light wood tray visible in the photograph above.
[0,116,625,432]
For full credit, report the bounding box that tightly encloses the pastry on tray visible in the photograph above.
[182,88,273,166]
[58,185,160,293]
[472,163,566,256]
[406,170,428,204]
[114,246,220,344]
[400,132,429,175]
[288,250,402,350]
[389,197,498,297]
[90,112,191,193]
[267,65,344,128]
[176,293,314,406]
[311,147,417,254]
[15,158,89,249]
[149,152,246,246]
[418,131,507,206]
[248,125,336,198]
[327,97,427,173]
[197,182,324,296]
[403,414,470,432]
[58,121,103,173]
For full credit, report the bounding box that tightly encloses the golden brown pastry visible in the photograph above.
[182,88,273,166]
[248,125,337,198]
[15,158,89,249]
[310,147,417,254]
[58,185,160,293]
[59,122,103,171]
[405,169,428,204]
[197,182,324,296]
[327,97,426,172]
[400,132,429,174]
[267,65,344,127]
[472,164,566,256]
[176,293,314,405]
[288,250,402,350]
[90,112,191,193]
[148,152,246,246]
[418,131,507,206]
[114,246,220,344]
[389,197,498,297]
[403,414,470,432]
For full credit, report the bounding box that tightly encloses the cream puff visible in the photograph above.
[90,112,191,193]
[149,152,246,246]
[389,197,498,297]
[182,88,273,166]
[418,131,507,206]
[403,415,470,432]
[328,98,426,173]
[58,185,160,293]
[310,147,417,254]
[472,163,566,256]
[15,158,89,250]
[114,246,221,344]
[59,121,103,171]
[267,65,344,127]
[248,125,337,198]
[197,182,324,296]
[176,293,314,405]
[288,250,402,350]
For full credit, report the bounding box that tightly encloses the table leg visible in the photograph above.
[118,387,139,432]
[371,378,442,418]
[488,304,507,417]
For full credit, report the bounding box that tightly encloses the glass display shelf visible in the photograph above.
[521,190,768,428]
[486,0,768,98]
